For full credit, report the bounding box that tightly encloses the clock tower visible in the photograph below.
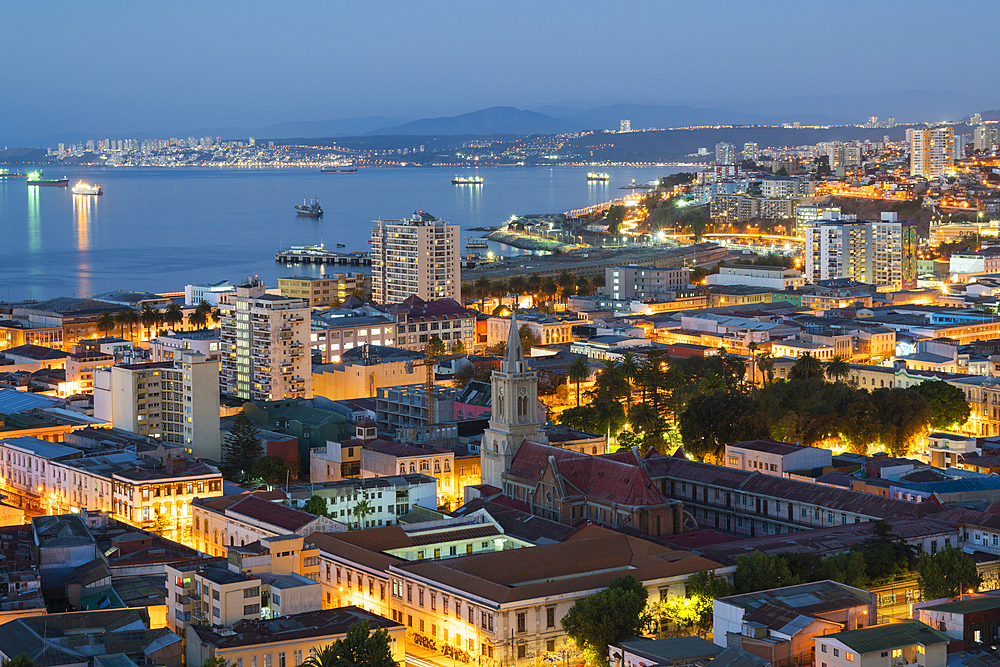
[481,311,546,489]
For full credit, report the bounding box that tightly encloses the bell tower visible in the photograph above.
[481,311,546,489]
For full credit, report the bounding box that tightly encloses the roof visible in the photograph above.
[306,531,404,573]
[0,436,80,459]
[823,620,949,654]
[718,580,873,617]
[2,344,68,361]
[615,636,723,663]
[706,648,771,667]
[226,495,320,532]
[921,596,1000,614]
[728,439,814,456]
[32,513,95,548]
[0,388,60,413]
[453,499,576,544]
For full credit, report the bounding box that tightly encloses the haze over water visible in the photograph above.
[0,166,681,302]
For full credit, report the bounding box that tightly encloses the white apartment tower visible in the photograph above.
[481,311,546,488]
[743,142,759,162]
[911,126,954,178]
[370,213,460,305]
[219,279,312,401]
[803,213,917,290]
[715,142,736,165]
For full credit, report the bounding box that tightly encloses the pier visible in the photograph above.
[275,245,372,266]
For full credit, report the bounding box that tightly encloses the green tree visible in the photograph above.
[96,310,116,337]
[652,570,731,638]
[303,621,395,667]
[567,355,590,408]
[679,391,770,462]
[163,302,184,330]
[917,547,982,600]
[200,657,229,667]
[561,575,649,667]
[139,304,161,341]
[628,402,660,444]
[115,308,138,340]
[826,355,850,383]
[222,414,265,482]
[789,353,824,380]
[427,335,446,357]
[869,387,931,456]
[473,276,491,310]
[734,552,800,594]
[352,498,375,528]
[251,456,290,485]
[616,430,642,452]
[816,551,868,589]
[3,653,36,667]
[304,495,330,517]
[152,511,174,536]
[605,205,627,235]
[190,300,211,329]
[519,324,536,354]
[559,406,605,434]
[452,338,466,354]
[915,379,971,430]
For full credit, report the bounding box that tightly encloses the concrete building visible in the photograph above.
[796,205,841,231]
[360,437,457,510]
[706,265,804,290]
[716,143,736,165]
[219,279,312,401]
[310,311,396,363]
[185,280,235,307]
[312,345,423,401]
[917,596,1000,649]
[803,216,918,290]
[380,297,476,353]
[911,127,954,178]
[375,384,461,432]
[486,311,584,348]
[760,179,814,198]
[149,329,221,363]
[370,213,460,305]
[724,440,833,476]
[287,474,439,527]
[278,274,368,308]
[93,352,220,456]
[816,621,947,667]
[605,266,690,300]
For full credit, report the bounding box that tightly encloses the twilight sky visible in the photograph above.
[3,0,998,144]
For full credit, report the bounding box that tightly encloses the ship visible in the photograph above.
[620,179,654,190]
[295,198,324,217]
[26,171,69,186]
[587,172,610,181]
[71,181,103,195]
[466,238,489,249]
[321,164,358,174]
[0,169,26,178]
[452,175,484,185]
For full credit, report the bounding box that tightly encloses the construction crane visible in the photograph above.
[405,345,439,425]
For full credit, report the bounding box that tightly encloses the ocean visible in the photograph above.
[0,165,684,302]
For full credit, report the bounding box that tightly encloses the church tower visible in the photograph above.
[481,311,546,489]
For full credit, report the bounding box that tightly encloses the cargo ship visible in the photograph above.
[587,172,610,181]
[0,169,26,178]
[71,181,102,195]
[321,164,358,173]
[452,175,483,185]
[26,171,69,186]
[295,198,324,217]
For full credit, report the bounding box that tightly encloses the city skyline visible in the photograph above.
[4,1,1000,145]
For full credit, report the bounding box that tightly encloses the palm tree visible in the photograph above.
[526,274,543,302]
[826,355,850,383]
[96,310,116,337]
[301,644,346,667]
[556,270,576,302]
[790,352,825,380]
[509,276,527,305]
[619,352,639,409]
[115,309,138,340]
[192,300,212,329]
[352,498,375,528]
[473,276,491,311]
[139,304,159,342]
[540,277,558,304]
[757,352,776,385]
[211,306,221,325]
[163,303,184,331]
[491,280,509,306]
[577,276,591,296]
[699,373,726,393]
[628,403,659,446]
[567,355,590,407]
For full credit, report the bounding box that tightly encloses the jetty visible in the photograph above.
[275,245,371,266]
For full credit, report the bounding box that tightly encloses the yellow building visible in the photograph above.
[279,274,369,307]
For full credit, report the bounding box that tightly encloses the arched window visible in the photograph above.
[194,516,200,531]
[240,539,245,547]
[400,464,406,475]
[409,462,416,473]
[230,534,234,546]
[214,529,218,544]
[444,460,451,472]
[434,460,441,473]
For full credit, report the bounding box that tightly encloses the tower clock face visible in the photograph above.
[519,388,526,396]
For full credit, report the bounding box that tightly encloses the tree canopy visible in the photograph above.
[917,547,981,600]
[914,380,971,430]
[222,414,265,482]
[561,575,649,666]
[303,621,395,667]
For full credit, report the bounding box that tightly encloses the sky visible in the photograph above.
[3,0,999,144]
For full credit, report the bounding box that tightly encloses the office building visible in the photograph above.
[743,142,758,162]
[911,126,954,178]
[278,274,369,308]
[93,351,220,456]
[219,279,312,401]
[185,281,235,306]
[370,213,460,305]
[715,142,736,165]
[309,310,396,364]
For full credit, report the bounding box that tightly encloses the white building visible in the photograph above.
[706,265,804,290]
[370,213,460,305]
[605,266,690,300]
[724,439,832,476]
[803,214,917,290]
[218,279,312,401]
[185,280,235,306]
[288,474,438,528]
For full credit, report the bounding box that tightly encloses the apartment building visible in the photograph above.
[149,329,221,362]
[605,266,690,300]
[309,311,396,363]
[370,213,460,305]
[360,436,458,510]
[706,265,804,290]
[815,622,948,667]
[219,279,312,401]
[803,215,917,289]
[760,179,814,198]
[278,274,369,307]
[93,351,220,457]
[381,297,476,353]
[911,126,954,178]
[796,205,841,231]
[724,440,832,476]
[185,280,235,306]
[288,474,438,527]
[312,345,423,401]
[710,195,794,222]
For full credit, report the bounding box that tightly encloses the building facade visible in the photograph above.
[370,214,460,305]
[911,126,954,178]
[278,274,368,308]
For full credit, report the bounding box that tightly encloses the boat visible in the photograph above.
[26,171,68,186]
[71,181,102,195]
[321,164,357,174]
[336,243,346,248]
[619,179,653,190]
[452,175,483,185]
[0,169,26,178]
[587,172,610,181]
[466,238,489,249]
[295,198,324,217]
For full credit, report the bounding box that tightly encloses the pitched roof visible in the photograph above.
[226,495,319,532]
[728,439,814,456]
[824,620,948,654]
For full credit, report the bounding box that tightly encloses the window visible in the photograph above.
[419,588,424,607]
[518,646,526,659]
[821,645,827,653]
[279,653,286,667]
[546,607,555,628]
[846,653,854,662]
[407,584,412,602]
[293,651,302,666]
[833,649,839,657]
[245,604,260,615]
[517,612,526,633]
[547,639,556,653]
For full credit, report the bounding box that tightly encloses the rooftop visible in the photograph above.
[718,579,873,616]
[727,439,816,456]
[823,620,948,653]
[226,495,320,532]
[191,606,401,649]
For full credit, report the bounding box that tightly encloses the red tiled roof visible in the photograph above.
[227,495,318,532]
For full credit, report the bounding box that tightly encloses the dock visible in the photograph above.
[275,245,372,266]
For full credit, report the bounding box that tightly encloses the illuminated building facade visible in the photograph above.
[370,213,460,305]
[911,127,954,178]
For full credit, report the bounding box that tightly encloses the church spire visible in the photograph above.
[505,309,523,373]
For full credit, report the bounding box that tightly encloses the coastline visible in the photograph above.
[485,230,575,252]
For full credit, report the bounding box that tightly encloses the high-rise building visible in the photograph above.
[93,351,220,456]
[219,279,312,401]
[743,142,758,162]
[975,126,999,152]
[715,142,736,165]
[619,119,631,133]
[370,213,460,305]
[871,213,918,291]
[954,134,969,159]
[910,126,954,178]
[803,214,917,289]
[481,311,546,488]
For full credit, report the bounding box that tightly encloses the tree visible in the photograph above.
[917,547,982,600]
[152,511,174,536]
[200,658,229,667]
[734,552,800,594]
[139,304,161,341]
[789,353,824,380]
[519,324,536,354]
[304,495,330,517]
[304,621,395,667]
[679,391,770,462]
[2,654,36,667]
[616,430,642,452]
[252,457,289,485]
[427,335,446,357]
[567,355,590,408]
[915,379,971,430]
[115,308,138,340]
[559,406,606,435]
[163,302,184,330]
[826,355,850,383]
[96,310,116,337]
[628,402,660,444]
[222,414,264,482]
[869,387,931,456]
[352,499,375,528]
[815,551,868,589]
[757,353,776,384]
[561,575,649,667]
[452,338,466,354]
[652,570,731,638]
[189,304,209,330]
[605,205,627,235]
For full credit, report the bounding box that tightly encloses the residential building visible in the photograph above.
[724,440,833,476]
[760,179,813,198]
[803,216,917,289]
[605,266,690,300]
[278,274,368,308]
[219,279,312,401]
[370,213,460,305]
[911,126,954,178]
[816,621,947,667]
[917,596,1000,649]
[486,311,584,348]
[743,142,758,162]
[796,205,841,231]
[706,265,804,290]
[63,349,114,395]
[359,436,458,509]
[310,311,396,363]
[149,329,221,362]
[975,125,999,152]
[93,352,220,456]
[375,384,461,432]
[716,143,736,165]
[185,280,235,307]
[380,297,476,353]
[186,606,405,667]
[710,195,795,222]
[287,474,438,527]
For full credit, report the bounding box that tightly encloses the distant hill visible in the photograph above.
[531,103,796,129]
[366,106,572,136]
[256,116,410,139]
[0,147,49,164]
